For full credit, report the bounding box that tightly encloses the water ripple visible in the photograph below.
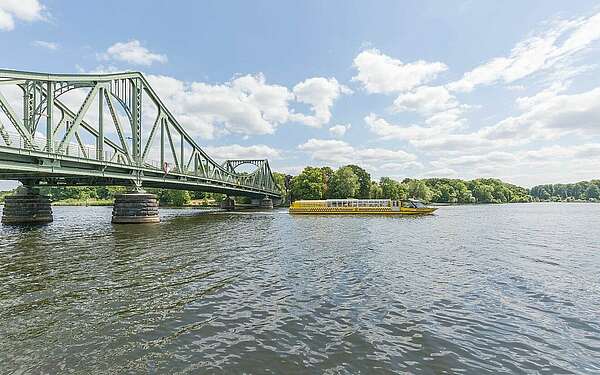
[1,204,600,373]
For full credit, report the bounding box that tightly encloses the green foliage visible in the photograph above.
[272,172,289,203]
[327,166,359,198]
[378,177,407,200]
[531,180,600,201]
[286,165,537,204]
[369,181,383,199]
[346,165,371,198]
[407,179,432,201]
[0,190,13,203]
[190,191,206,200]
[151,189,191,206]
[290,167,325,200]
[40,186,126,202]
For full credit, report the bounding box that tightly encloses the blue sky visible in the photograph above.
[2,0,600,188]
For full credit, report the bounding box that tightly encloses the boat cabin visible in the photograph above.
[292,199,428,208]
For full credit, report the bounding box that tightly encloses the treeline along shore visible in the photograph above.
[274,165,599,204]
[0,164,599,206]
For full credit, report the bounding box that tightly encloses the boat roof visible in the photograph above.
[297,198,422,202]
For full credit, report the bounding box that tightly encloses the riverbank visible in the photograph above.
[49,198,220,208]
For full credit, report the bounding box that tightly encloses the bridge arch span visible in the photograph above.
[0,69,281,199]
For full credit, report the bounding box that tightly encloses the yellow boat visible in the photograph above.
[289,198,437,215]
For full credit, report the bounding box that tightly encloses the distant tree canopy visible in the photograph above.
[290,166,325,200]
[530,180,600,201]
[346,165,371,198]
[327,166,360,199]
[6,186,210,207]
[288,166,536,203]
[3,169,599,206]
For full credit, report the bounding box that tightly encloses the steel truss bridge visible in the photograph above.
[0,69,281,199]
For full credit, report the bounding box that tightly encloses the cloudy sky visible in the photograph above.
[2,0,600,188]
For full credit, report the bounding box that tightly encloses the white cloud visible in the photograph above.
[352,49,447,94]
[297,139,355,164]
[365,113,462,143]
[148,73,289,139]
[365,113,427,140]
[31,40,58,50]
[420,168,458,178]
[431,152,517,169]
[99,40,168,66]
[298,138,417,172]
[521,143,600,161]
[232,74,294,124]
[0,8,14,30]
[448,11,600,92]
[203,144,282,161]
[146,73,348,139]
[392,85,458,114]
[329,123,351,137]
[424,143,600,186]
[290,77,352,127]
[0,0,45,31]
[411,133,493,153]
[480,85,600,142]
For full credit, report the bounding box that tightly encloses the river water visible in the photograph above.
[0,203,599,374]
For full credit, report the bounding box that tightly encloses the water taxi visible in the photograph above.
[289,199,437,215]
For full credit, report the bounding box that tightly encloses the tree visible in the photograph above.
[320,167,334,198]
[379,177,407,200]
[153,189,191,206]
[408,180,431,201]
[369,181,383,199]
[290,167,325,200]
[327,167,359,198]
[345,165,371,198]
[586,184,600,200]
[272,172,288,203]
[190,190,206,200]
[470,181,494,203]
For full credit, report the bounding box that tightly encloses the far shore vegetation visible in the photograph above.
[273,165,600,205]
[0,164,599,206]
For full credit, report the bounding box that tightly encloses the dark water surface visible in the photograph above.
[1,204,600,374]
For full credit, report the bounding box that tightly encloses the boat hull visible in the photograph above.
[289,207,437,215]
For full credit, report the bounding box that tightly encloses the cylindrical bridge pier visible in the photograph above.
[1,186,53,225]
[259,197,274,209]
[111,192,160,224]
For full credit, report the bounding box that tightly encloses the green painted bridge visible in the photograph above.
[0,69,281,199]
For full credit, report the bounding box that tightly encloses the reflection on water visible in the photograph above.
[1,204,600,373]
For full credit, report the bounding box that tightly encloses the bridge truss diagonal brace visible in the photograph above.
[57,83,100,152]
[105,89,132,164]
[141,111,164,163]
[0,89,35,149]
[163,121,180,171]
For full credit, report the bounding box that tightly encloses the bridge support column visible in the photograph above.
[112,192,159,224]
[259,197,273,209]
[1,186,53,225]
[220,197,235,210]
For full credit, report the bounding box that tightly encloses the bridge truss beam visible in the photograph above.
[0,69,281,199]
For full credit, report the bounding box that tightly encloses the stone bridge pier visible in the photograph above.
[220,197,236,210]
[1,186,53,225]
[112,192,160,224]
[250,197,275,209]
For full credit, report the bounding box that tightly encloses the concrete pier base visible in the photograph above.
[220,197,236,210]
[1,186,53,225]
[112,192,159,224]
[259,197,273,209]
